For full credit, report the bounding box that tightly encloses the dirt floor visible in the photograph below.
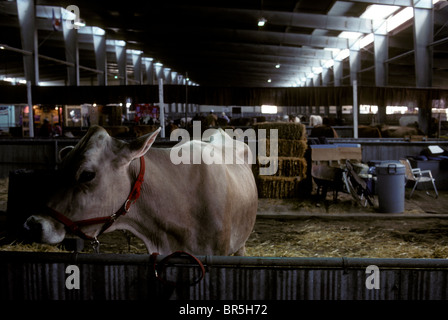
[1,177,448,258]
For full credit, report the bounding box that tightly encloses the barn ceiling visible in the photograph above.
[0,0,448,88]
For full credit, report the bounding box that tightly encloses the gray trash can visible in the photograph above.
[376,162,405,213]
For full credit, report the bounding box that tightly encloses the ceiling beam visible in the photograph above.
[179,6,375,34]
[348,0,412,6]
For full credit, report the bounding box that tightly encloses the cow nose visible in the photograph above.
[24,216,43,242]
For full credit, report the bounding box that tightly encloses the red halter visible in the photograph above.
[45,156,146,245]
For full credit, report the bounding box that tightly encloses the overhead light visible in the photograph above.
[275,63,280,69]
[267,79,272,83]
[0,46,4,50]
[258,17,267,27]
[261,105,277,114]
[74,20,86,28]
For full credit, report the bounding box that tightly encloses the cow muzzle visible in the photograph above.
[24,215,66,244]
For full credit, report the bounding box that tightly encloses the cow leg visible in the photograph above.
[234,246,246,256]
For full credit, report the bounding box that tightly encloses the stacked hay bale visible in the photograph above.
[253,122,308,198]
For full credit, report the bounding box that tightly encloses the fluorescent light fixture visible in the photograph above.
[387,7,413,32]
[261,105,277,114]
[154,62,163,67]
[275,63,280,69]
[267,79,272,83]
[92,26,105,36]
[74,20,85,28]
[1,76,26,84]
[106,39,126,47]
[126,49,143,55]
[258,17,267,27]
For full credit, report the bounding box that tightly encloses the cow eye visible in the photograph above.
[78,171,96,183]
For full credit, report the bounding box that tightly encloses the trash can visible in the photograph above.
[376,162,406,213]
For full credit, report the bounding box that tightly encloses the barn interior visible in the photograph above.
[2,0,448,302]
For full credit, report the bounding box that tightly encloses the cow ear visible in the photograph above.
[128,127,161,160]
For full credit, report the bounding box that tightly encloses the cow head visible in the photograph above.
[24,125,160,244]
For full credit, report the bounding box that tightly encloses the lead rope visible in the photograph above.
[150,251,205,287]
[91,237,100,253]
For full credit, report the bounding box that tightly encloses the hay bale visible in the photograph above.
[255,157,307,178]
[256,176,306,199]
[253,122,307,140]
[259,139,308,157]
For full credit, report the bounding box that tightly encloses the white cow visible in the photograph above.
[309,115,323,127]
[24,125,258,255]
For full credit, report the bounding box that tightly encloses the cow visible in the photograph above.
[310,124,339,140]
[23,125,258,256]
[378,124,424,138]
[358,125,382,138]
[309,115,323,127]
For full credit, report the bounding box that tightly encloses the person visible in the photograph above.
[38,119,52,138]
[53,122,62,137]
[221,112,230,124]
[206,111,218,127]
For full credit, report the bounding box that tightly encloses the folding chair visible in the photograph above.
[399,159,438,199]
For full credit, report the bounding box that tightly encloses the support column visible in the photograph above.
[374,21,388,124]
[322,68,331,86]
[353,80,359,139]
[313,73,321,87]
[154,63,163,82]
[158,79,165,138]
[349,40,361,85]
[143,57,154,85]
[350,40,361,135]
[62,18,79,86]
[17,0,39,85]
[374,23,388,88]
[131,51,142,84]
[413,0,434,135]
[333,60,343,86]
[163,68,171,84]
[115,42,127,85]
[171,71,178,113]
[92,29,106,86]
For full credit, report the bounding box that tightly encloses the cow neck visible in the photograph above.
[45,156,146,249]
